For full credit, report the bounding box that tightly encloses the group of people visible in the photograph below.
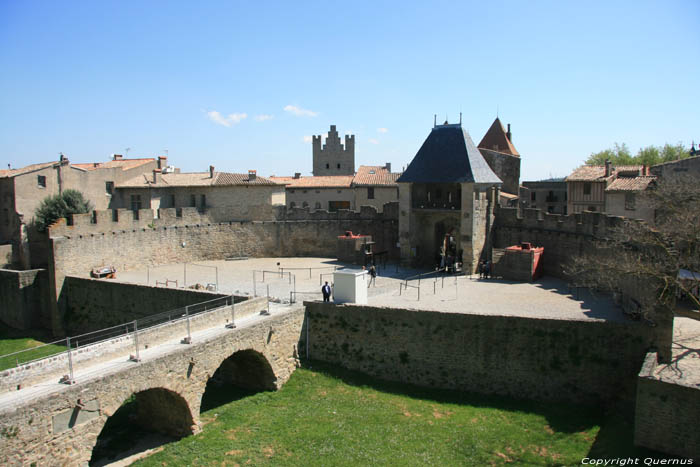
[478,260,491,279]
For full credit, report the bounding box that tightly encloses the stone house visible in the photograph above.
[351,165,400,213]
[519,180,568,214]
[269,174,355,211]
[397,121,502,271]
[566,162,645,214]
[604,173,656,223]
[114,167,285,222]
[0,154,160,267]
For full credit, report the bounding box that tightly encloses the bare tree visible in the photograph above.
[567,176,700,321]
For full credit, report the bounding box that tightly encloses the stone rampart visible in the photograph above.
[59,276,231,334]
[634,352,700,461]
[304,302,654,407]
[0,269,50,330]
[0,296,268,395]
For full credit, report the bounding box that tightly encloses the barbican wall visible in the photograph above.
[304,302,654,407]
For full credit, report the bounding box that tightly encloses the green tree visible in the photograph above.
[585,143,634,165]
[585,142,689,167]
[35,189,92,232]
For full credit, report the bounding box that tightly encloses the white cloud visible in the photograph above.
[207,111,247,127]
[368,138,379,145]
[284,104,318,117]
[377,127,388,133]
[254,114,274,122]
[302,135,313,143]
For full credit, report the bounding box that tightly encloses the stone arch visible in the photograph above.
[200,349,278,411]
[89,387,196,465]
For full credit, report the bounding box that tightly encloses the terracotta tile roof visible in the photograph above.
[566,165,644,182]
[477,118,519,156]
[605,176,656,192]
[118,171,278,188]
[352,165,401,186]
[72,158,155,171]
[0,161,60,178]
[269,175,353,188]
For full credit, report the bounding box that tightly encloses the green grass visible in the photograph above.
[0,323,66,371]
[133,361,663,466]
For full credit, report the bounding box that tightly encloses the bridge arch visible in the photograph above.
[200,349,278,411]
[89,387,196,465]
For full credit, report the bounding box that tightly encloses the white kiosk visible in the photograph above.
[332,269,368,304]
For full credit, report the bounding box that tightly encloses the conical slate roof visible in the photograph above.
[397,124,503,184]
[477,117,519,156]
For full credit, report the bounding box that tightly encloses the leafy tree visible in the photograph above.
[567,176,700,321]
[35,189,92,232]
[585,143,634,165]
[585,142,689,167]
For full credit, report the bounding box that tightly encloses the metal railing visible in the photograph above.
[0,294,240,389]
[279,265,339,280]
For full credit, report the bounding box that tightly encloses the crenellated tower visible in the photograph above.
[312,125,355,176]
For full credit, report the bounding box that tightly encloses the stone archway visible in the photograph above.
[89,387,195,465]
[200,349,277,412]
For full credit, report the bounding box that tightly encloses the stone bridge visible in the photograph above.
[0,299,306,466]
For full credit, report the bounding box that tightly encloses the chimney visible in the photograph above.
[384,162,391,173]
[248,170,256,181]
[642,164,647,176]
[152,169,161,184]
[506,124,512,142]
[604,159,611,177]
[209,165,215,178]
[294,172,301,179]
[113,154,123,160]
[158,156,167,169]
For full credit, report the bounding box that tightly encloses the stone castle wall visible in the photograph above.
[635,352,700,461]
[304,302,654,407]
[0,269,50,330]
[480,149,521,195]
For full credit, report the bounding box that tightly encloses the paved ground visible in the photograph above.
[118,257,626,322]
[653,317,700,388]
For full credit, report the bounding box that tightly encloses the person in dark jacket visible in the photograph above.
[322,281,332,302]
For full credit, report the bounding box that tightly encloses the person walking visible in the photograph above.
[321,281,332,302]
[368,264,377,287]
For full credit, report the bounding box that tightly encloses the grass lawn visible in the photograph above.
[132,361,662,466]
[0,323,65,371]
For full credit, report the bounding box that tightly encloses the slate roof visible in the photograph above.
[72,158,155,171]
[118,172,279,188]
[352,165,401,186]
[269,175,353,188]
[0,161,60,178]
[605,176,656,192]
[477,118,519,156]
[397,124,502,184]
[566,165,644,182]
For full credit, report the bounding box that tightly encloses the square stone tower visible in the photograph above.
[396,121,502,272]
[312,125,355,176]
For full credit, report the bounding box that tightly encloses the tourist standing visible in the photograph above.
[322,281,331,302]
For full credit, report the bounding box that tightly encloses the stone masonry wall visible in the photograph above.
[0,269,50,330]
[0,306,305,466]
[634,352,700,461]
[59,276,232,334]
[305,302,654,407]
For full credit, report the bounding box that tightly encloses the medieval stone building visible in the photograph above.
[397,121,502,272]
[312,125,355,176]
[477,117,521,196]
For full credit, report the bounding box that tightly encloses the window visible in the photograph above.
[315,202,321,209]
[190,194,196,207]
[625,193,636,210]
[130,194,142,211]
[37,175,46,188]
[583,182,592,195]
[368,187,375,199]
[337,163,341,169]
[325,163,329,169]
[170,194,175,207]
[105,181,114,195]
[200,194,206,210]
[531,191,536,201]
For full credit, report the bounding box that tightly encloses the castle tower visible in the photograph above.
[312,125,355,176]
[477,117,521,195]
[397,121,502,272]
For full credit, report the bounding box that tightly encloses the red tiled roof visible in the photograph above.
[118,171,278,188]
[352,165,400,186]
[72,158,155,171]
[565,165,644,182]
[0,161,60,178]
[269,175,353,188]
[605,176,656,192]
[477,118,519,156]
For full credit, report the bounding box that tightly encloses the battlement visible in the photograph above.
[312,125,355,175]
[495,205,631,238]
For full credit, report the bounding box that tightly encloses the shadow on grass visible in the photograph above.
[200,383,260,413]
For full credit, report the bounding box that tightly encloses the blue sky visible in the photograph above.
[1,0,698,181]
